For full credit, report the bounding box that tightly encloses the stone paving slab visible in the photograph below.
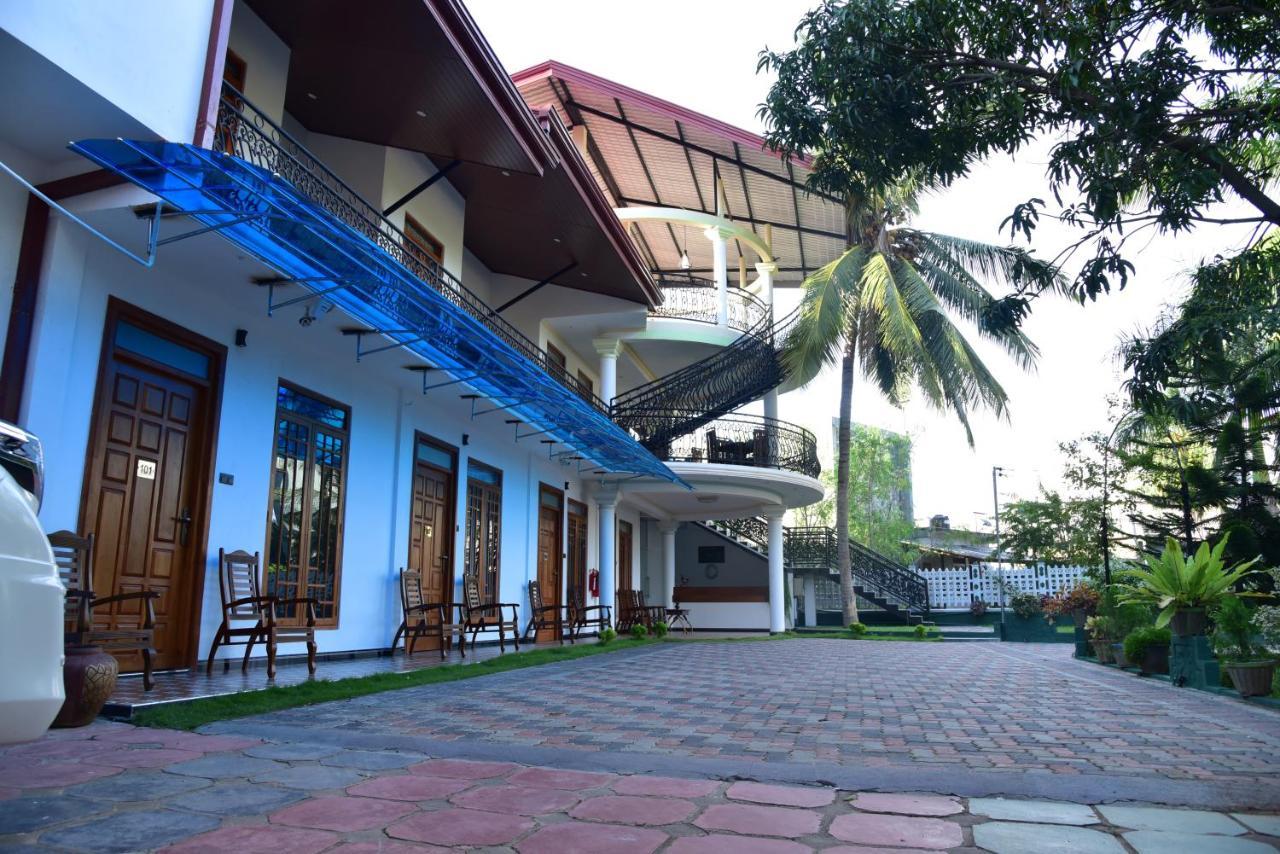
[2,723,1279,852]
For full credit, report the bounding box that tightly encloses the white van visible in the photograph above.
[0,420,64,743]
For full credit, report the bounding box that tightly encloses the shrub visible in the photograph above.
[652,621,669,638]
[1085,614,1118,641]
[913,624,928,639]
[1211,596,1261,662]
[1123,626,1172,663]
[848,622,868,637]
[631,624,649,640]
[969,599,988,618]
[1010,591,1043,620]
[597,627,617,645]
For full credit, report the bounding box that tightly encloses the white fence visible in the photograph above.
[918,563,1091,611]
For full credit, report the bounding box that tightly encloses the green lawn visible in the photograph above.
[130,630,940,731]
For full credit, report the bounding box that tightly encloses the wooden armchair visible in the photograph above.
[565,586,611,642]
[50,530,159,691]
[523,579,565,645]
[457,576,520,654]
[391,568,463,659]
[618,590,664,633]
[205,549,317,680]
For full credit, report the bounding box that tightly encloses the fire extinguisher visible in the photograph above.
[588,569,600,598]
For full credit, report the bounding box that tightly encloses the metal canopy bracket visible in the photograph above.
[383,160,460,217]
[490,261,578,314]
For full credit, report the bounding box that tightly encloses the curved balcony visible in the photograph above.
[650,275,769,333]
[637,412,820,478]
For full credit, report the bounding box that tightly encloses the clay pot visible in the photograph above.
[1091,639,1114,664]
[1139,643,1170,676]
[1224,661,1277,698]
[1170,608,1208,637]
[53,646,118,728]
[1111,643,1131,668]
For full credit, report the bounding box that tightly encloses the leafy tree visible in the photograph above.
[844,425,914,564]
[1002,491,1103,567]
[759,1,1280,300]
[778,177,1060,624]
[1121,235,1280,566]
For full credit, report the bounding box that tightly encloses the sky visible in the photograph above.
[467,0,1259,530]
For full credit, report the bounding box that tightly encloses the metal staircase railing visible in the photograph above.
[705,519,929,615]
[611,303,796,451]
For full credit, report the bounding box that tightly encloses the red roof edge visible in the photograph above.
[425,0,559,175]
[531,106,660,308]
[511,59,814,171]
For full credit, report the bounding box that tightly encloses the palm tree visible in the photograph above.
[784,181,1062,624]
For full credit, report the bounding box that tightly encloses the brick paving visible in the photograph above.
[212,639,1280,790]
[2,638,1280,851]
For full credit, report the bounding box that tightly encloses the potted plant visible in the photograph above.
[1212,597,1277,698]
[1116,535,1261,636]
[1123,626,1172,675]
[1063,581,1101,627]
[1086,615,1117,663]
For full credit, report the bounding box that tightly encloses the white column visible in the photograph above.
[765,509,785,633]
[763,389,779,422]
[593,338,622,407]
[659,521,679,609]
[706,226,729,327]
[596,493,618,621]
[754,261,777,309]
[803,574,817,628]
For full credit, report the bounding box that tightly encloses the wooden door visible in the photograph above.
[567,500,588,609]
[536,486,563,643]
[408,437,456,651]
[81,304,222,671]
[617,519,634,594]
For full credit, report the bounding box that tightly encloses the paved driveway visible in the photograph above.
[206,639,1280,808]
[4,639,1280,852]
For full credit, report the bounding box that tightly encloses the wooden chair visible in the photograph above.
[49,530,159,691]
[456,576,520,654]
[205,549,317,680]
[566,586,611,642]
[523,580,565,644]
[391,568,463,659]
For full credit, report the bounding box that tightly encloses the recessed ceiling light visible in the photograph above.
[552,237,561,244]
[306,92,318,100]
[696,495,718,504]
[501,170,511,177]
[580,272,588,278]
[415,110,426,117]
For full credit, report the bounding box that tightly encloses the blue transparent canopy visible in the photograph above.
[71,138,682,485]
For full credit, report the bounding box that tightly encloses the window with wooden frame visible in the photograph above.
[546,341,567,379]
[266,382,350,627]
[403,212,444,276]
[220,50,248,155]
[463,460,502,605]
[576,369,593,397]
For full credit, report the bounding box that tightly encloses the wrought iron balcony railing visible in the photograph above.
[213,83,606,412]
[650,276,769,333]
[640,412,820,478]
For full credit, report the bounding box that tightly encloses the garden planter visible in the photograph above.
[1139,644,1170,676]
[1091,639,1114,663]
[1170,608,1208,637]
[1111,643,1131,668]
[53,645,118,728]
[1223,661,1277,698]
